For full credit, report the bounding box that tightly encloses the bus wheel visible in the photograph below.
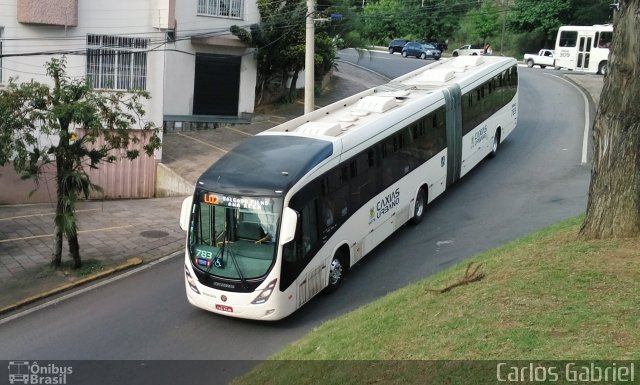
[489,129,501,158]
[599,62,608,76]
[409,188,427,226]
[324,251,345,294]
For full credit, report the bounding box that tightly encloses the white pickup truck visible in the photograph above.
[451,44,484,57]
[524,49,556,69]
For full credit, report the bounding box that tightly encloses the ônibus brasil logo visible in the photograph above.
[7,361,73,385]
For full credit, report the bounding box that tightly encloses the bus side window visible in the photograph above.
[301,200,319,256]
[321,198,335,228]
[283,199,319,263]
[350,149,376,208]
[560,31,577,47]
[598,31,612,48]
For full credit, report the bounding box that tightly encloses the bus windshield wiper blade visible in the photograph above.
[227,247,249,291]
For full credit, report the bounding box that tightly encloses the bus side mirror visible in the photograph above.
[279,207,298,245]
[179,196,194,231]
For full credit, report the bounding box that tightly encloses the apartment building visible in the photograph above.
[0,0,259,203]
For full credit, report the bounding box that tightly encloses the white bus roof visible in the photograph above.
[259,55,517,157]
[198,55,517,196]
[558,24,613,31]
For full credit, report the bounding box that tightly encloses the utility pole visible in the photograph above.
[500,1,507,53]
[304,0,315,114]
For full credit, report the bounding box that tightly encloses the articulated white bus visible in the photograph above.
[179,55,519,320]
[554,24,613,75]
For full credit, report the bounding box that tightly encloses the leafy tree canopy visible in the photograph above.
[232,0,341,103]
[362,0,409,42]
[467,0,502,43]
[0,57,160,268]
[508,0,572,40]
[569,0,613,25]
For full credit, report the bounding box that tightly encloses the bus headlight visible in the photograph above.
[251,279,277,304]
[185,265,200,294]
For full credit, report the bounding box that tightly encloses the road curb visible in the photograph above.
[0,257,143,316]
[560,75,597,110]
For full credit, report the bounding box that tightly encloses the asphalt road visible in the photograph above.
[0,60,591,367]
[338,48,429,79]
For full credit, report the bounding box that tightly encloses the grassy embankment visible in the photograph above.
[232,216,640,385]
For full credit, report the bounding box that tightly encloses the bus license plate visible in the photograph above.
[215,304,233,313]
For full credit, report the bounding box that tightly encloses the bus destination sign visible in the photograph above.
[202,193,271,210]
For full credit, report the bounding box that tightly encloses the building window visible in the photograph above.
[86,35,149,90]
[197,0,243,18]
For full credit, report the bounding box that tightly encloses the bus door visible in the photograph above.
[576,36,592,71]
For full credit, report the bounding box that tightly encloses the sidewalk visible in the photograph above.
[0,61,602,315]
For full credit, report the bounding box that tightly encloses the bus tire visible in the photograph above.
[598,61,608,76]
[489,129,501,158]
[526,59,534,68]
[324,250,346,294]
[409,187,427,226]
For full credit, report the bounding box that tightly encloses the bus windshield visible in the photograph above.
[189,190,282,280]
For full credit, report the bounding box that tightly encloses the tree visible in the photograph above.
[569,0,613,25]
[422,0,472,44]
[320,0,369,49]
[231,0,340,104]
[362,0,408,43]
[231,0,306,103]
[508,0,572,41]
[0,57,160,268]
[580,0,640,239]
[466,0,502,45]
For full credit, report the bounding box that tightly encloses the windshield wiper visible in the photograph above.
[207,224,249,290]
[204,226,226,275]
[226,247,249,291]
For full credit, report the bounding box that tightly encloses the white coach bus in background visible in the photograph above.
[179,55,519,320]
[554,24,613,75]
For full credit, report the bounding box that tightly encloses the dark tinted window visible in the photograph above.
[559,31,578,47]
[596,31,612,48]
[462,65,518,134]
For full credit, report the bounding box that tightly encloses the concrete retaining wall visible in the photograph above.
[155,163,194,198]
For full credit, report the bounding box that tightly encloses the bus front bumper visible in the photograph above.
[184,266,291,321]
